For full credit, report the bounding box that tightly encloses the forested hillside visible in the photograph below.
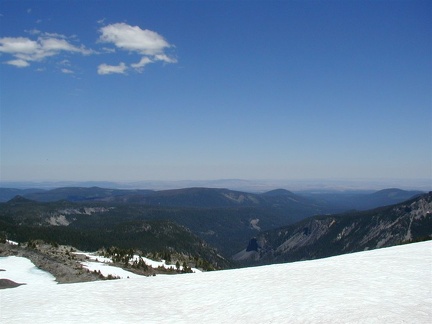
[0,187,427,269]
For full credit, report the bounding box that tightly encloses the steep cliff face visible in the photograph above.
[234,192,432,265]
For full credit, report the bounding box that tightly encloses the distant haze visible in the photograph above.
[0,178,430,192]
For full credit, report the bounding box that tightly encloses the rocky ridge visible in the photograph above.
[234,192,432,264]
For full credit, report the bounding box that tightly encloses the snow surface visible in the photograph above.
[5,240,18,246]
[0,256,56,287]
[1,241,431,323]
[80,261,143,279]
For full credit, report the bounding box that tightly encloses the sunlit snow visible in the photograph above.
[1,241,431,323]
[79,261,143,279]
[0,256,56,287]
[74,251,201,276]
[5,240,18,246]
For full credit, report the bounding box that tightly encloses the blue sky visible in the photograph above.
[1,0,431,183]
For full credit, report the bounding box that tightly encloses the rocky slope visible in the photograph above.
[0,241,101,284]
[0,240,201,287]
[234,192,432,264]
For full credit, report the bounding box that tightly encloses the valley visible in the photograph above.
[0,186,430,271]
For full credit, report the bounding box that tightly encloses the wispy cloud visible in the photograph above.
[97,62,127,75]
[0,32,93,68]
[6,59,30,68]
[1,22,176,75]
[26,29,41,35]
[61,68,74,74]
[130,57,152,72]
[98,22,176,73]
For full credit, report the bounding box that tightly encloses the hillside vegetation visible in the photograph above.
[0,187,427,269]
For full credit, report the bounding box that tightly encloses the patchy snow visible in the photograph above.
[80,261,142,279]
[1,241,431,323]
[73,251,113,263]
[5,240,18,246]
[74,251,202,273]
[130,255,201,273]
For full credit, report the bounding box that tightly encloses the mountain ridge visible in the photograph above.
[1,187,429,268]
[0,186,423,212]
[233,192,432,265]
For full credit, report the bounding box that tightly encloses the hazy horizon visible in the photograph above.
[1,177,430,192]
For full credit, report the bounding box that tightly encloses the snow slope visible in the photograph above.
[0,256,56,286]
[1,241,431,323]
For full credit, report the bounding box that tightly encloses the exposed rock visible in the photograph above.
[0,242,101,284]
[246,238,259,252]
[0,278,26,289]
[234,192,432,265]
[47,215,70,226]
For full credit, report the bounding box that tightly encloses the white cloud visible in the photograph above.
[2,23,175,75]
[99,23,170,55]
[97,62,127,75]
[59,59,71,66]
[98,22,176,73]
[40,38,90,54]
[154,53,177,64]
[0,34,93,68]
[26,29,41,35]
[5,59,30,68]
[61,68,74,74]
[130,57,152,72]
[0,37,39,54]
[101,47,116,54]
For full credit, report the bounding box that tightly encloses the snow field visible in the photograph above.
[1,241,431,323]
[0,256,56,286]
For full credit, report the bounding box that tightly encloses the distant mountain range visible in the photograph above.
[0,186,423,211]
[299,188,425,211]
[1,178,430,192]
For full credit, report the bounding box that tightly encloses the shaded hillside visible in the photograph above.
[300,188,423,211]
[1,189,428,266]
[0,187,334,258]
[0,196,307,259]
[234,192,432,265]
[0,199,229,270]
[16,187,154,203]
